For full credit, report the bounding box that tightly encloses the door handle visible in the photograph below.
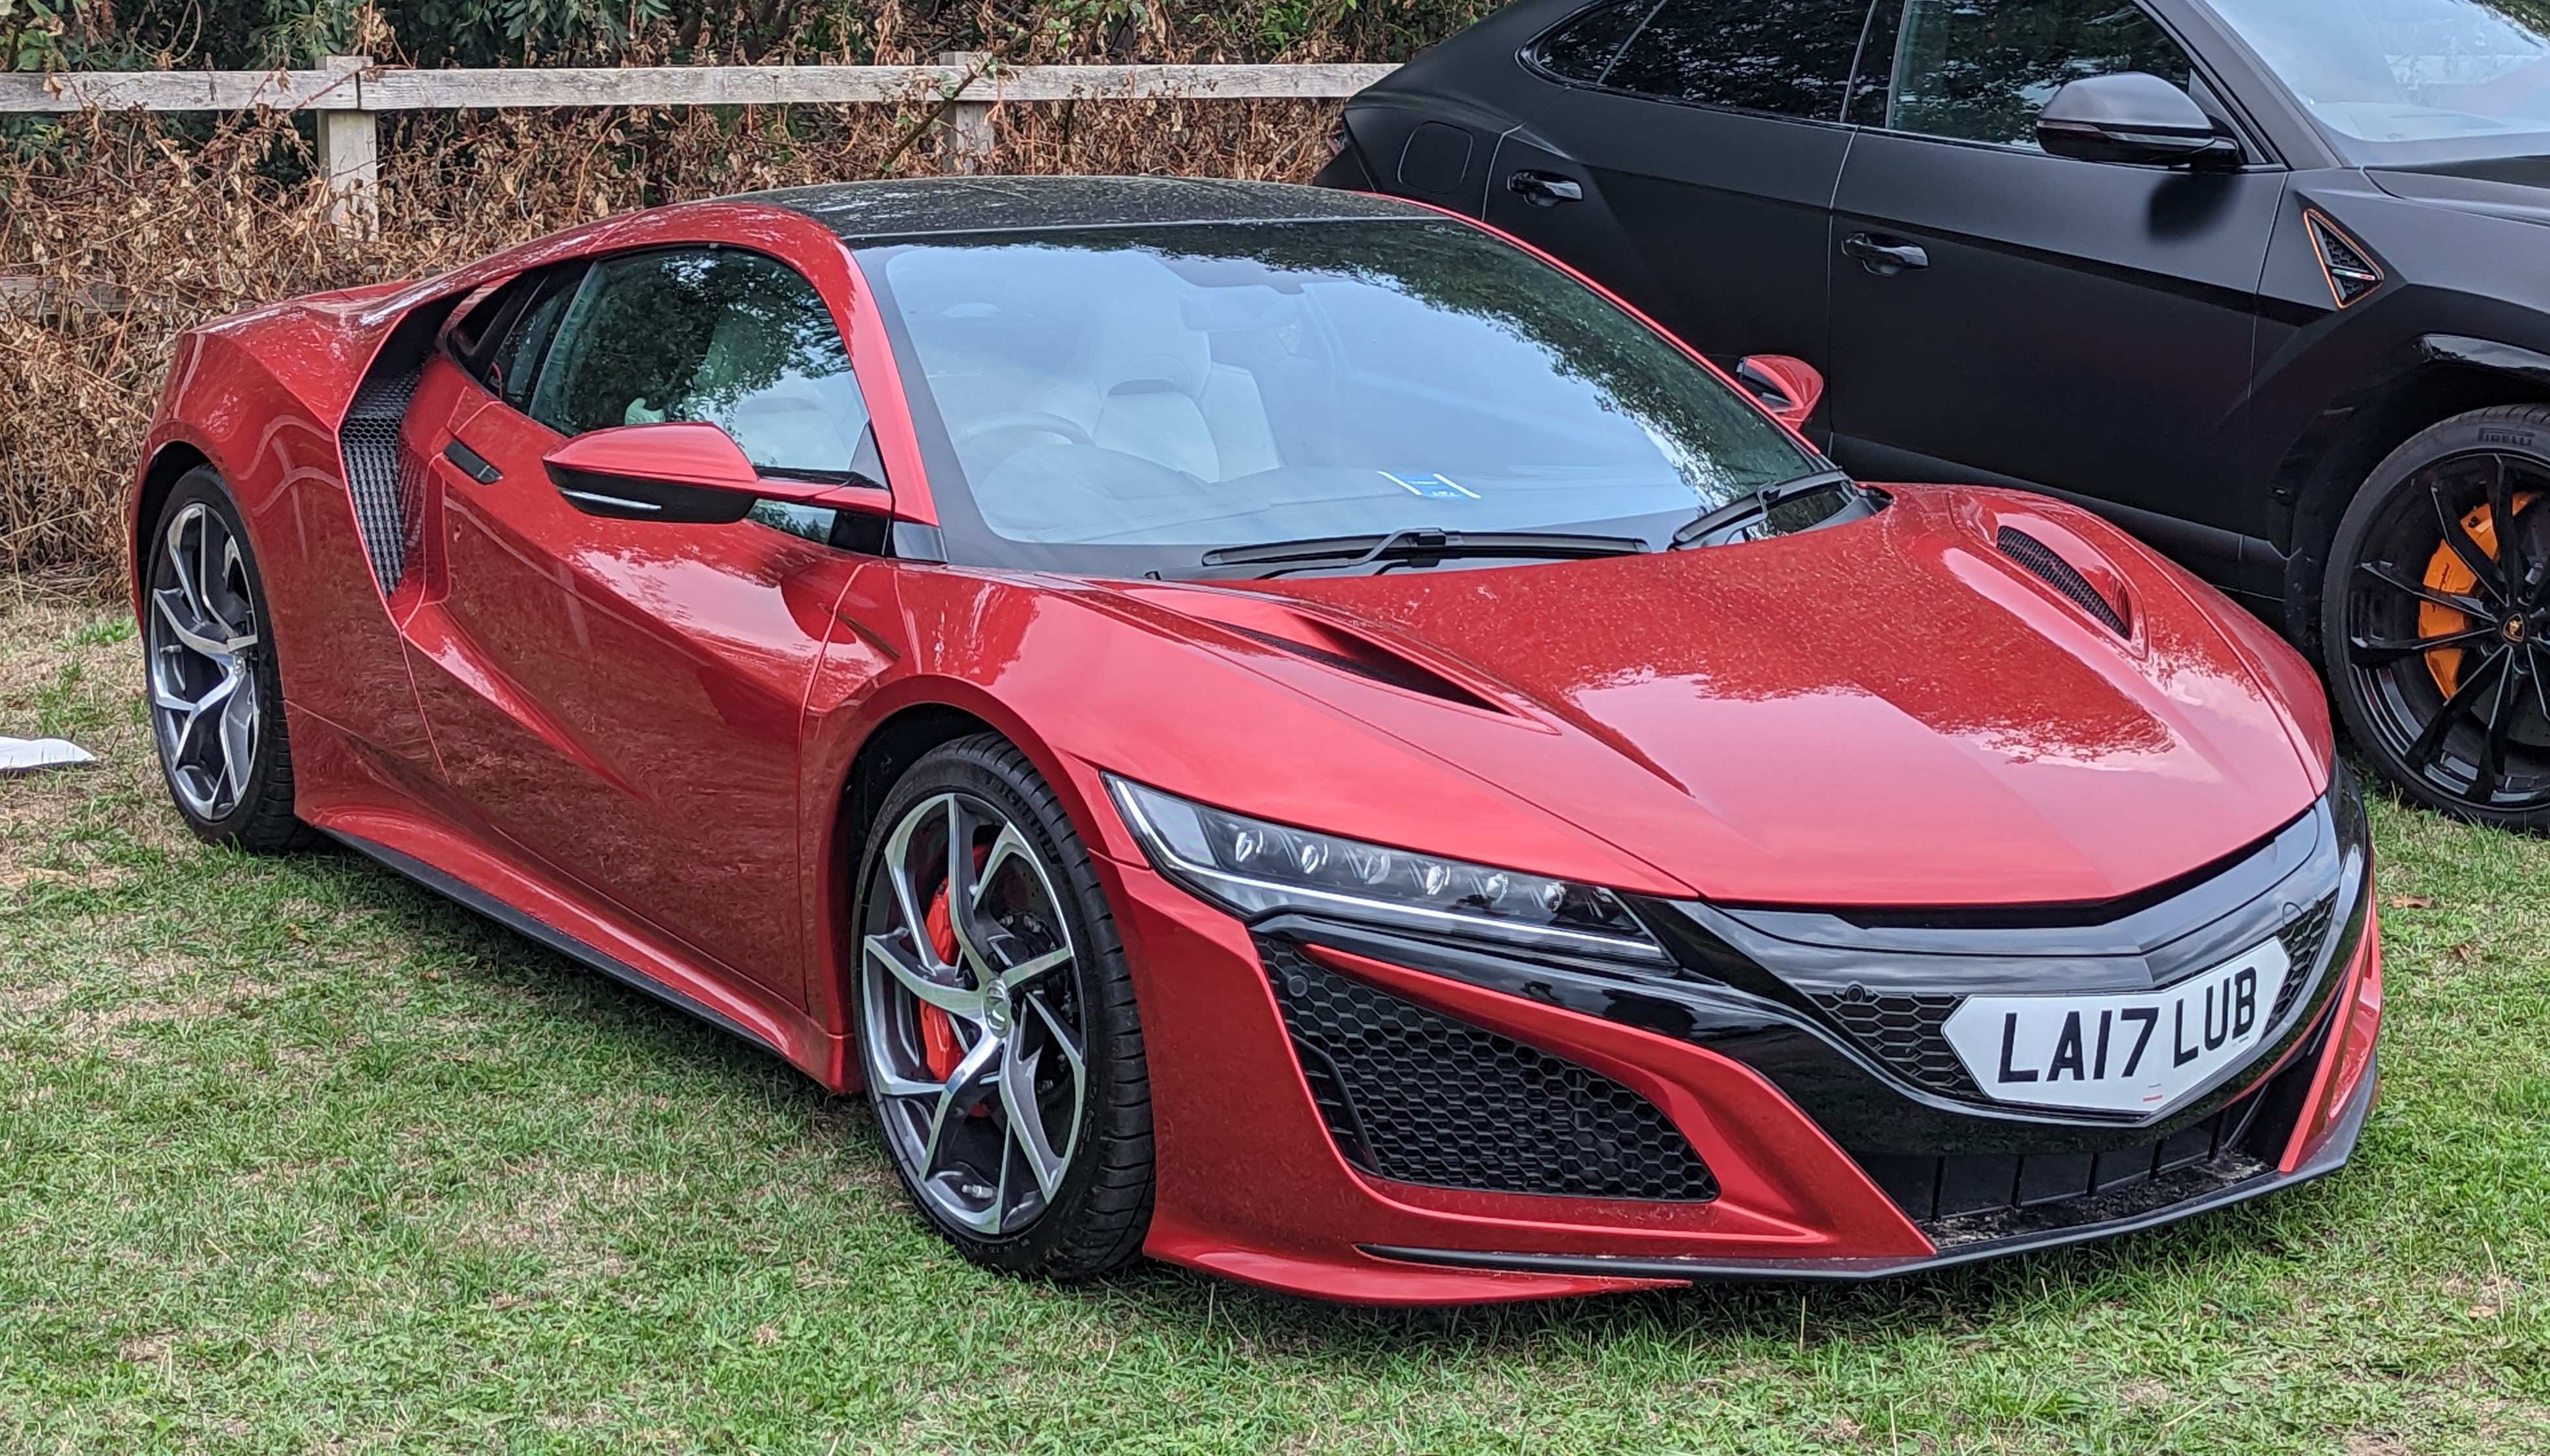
[443,438,502,484]
[1843,233,1930,276]
[1507,170,1585,207]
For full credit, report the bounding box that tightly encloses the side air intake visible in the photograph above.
[1997,526,2129,636]
[340,366,423,592]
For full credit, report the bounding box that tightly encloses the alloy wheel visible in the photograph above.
[146,501,265,822]
[2341,449,2550,815]
[860,791,1089,1237]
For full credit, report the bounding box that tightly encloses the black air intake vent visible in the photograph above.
[1809,988,1978,1099]
[340,366,422,592]
[1997,526,2128,635]
[1261,939,1716,1201]
[2306,211,2383,308]
[2273,894,2340,1027]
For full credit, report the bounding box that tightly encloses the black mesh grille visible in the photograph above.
[1811,898,2339,1103]
[1996,526,2129,635]
[2274,894,2339,1026]
[1261,940,1716,1201]
[340,366,421,592]
[1807,988,1978,1098]
[2308,213,2383,306]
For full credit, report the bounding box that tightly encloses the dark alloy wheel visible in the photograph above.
[142,469,314,851]
[853,735,1152,1277]
[2328,405,2550,830]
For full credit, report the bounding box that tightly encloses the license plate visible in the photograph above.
[1941,940,2292,1114]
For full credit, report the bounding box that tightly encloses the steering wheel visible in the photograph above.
[952,411,1096,448]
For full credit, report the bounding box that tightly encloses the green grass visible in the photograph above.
[3,585,2547,1455]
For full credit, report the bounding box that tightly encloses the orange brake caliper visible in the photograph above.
[2420,493,2538,695]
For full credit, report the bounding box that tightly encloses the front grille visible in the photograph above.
[340,366,421,592]
[2275,895,2339,1026]
[1997,525,2129,635]
[1808,988,1976,1098]
[1261,939,1716,1201]
[1858,1092,2270,1245]
[1811,897,2343,1105]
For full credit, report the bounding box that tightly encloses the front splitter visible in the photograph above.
[1361,1053,2375,1286]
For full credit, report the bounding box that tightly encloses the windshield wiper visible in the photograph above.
[1671,470,1864,549]
[1194,527,1648,579]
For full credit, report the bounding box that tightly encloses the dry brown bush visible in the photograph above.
[0,95,1337,581]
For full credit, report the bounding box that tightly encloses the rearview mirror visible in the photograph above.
[1735,355,1825,432]
[544,422,893,523]
[2035,73,2241,168]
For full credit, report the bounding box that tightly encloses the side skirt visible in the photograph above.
[329,828,785,1059]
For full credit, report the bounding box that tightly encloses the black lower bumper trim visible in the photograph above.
[1360,1055,2373,1287]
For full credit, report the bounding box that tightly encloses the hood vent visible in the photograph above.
[1223,620,1507,714]
[1997,526,2129,636]
[2305,210,2383,308]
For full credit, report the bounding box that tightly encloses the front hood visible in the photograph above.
[2371,158,2550,227]
[1167,487,2328,908]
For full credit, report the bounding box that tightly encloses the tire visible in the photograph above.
[140,468,317,852]
[2324,403,2550,831]
[851,734,1153,1277]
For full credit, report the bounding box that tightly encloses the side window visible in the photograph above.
[1882,0,2197,147]
[527,248,877,481]
[485,266,585,411]
[1601,0,1878,121]
[1530,0,1656,85]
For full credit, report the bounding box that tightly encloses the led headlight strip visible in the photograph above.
[1104,774,1667,962]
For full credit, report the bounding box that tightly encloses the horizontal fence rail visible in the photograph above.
[0,57,1396,235]
[0,60,1398,111]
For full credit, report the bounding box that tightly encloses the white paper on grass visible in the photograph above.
[0,737,96,774]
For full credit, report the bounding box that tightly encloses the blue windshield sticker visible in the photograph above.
[1381,471,1480,501]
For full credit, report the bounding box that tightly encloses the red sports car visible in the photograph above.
[131,177,2381,1303]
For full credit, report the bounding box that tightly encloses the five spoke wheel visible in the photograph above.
[147,499,265,823]
[860,790,1089,1238]
[2336,439,2550,823]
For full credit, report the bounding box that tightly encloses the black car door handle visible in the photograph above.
[1508,170,1585,206]
[1843,234,1930,276]
[443,437,502,484]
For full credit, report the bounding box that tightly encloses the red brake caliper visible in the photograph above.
[918,883,965,1081]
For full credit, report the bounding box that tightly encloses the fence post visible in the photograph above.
[317,55,379,239]
[934,52,997,174]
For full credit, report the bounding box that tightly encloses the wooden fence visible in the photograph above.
[0,57,1398,234]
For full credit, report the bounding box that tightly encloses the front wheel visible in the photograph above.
[852,735,1153,1278]
[141,469,314,851]
[2325,405,2550,830]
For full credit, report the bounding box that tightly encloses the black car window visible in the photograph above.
[1601,0,1879,121]
[478,265,585,411]
[1529,0,1656,85]
[528,248,877,480]
[1880,0,2197,147]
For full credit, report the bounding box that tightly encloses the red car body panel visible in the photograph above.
[128,184,2377,1303]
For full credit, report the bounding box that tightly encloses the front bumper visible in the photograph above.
[1101,794,2381,1306]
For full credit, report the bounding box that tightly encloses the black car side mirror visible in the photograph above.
[2036,73,2242,169]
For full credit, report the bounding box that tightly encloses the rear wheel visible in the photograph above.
[852,735,1152,1277]
[142,469,313,851]
[2325,405,2550,831]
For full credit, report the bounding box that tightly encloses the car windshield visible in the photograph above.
[2207,0,2550,164]
[860,220,1827,579]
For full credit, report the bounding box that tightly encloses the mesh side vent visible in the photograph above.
[1997,527,2128,635]
[2306,212,2383,307]
[1808,988,1978,1098]
[1261,940,1716,1201]
[340,366,422,592]
[2274,894,2340,1027]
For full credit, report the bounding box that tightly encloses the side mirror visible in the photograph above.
[1735,355,1825,432]
[2036,73,2242,168]
[543,422,893,523]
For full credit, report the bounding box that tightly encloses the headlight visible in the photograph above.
[1104,775,1665,961]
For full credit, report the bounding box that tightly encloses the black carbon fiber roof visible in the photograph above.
[743,175,1434,243]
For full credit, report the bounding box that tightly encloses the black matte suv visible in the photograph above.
[1319,0,2550,831]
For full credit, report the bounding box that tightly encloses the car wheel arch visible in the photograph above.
[2279,351,2550,660]
[133,442,214,583]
